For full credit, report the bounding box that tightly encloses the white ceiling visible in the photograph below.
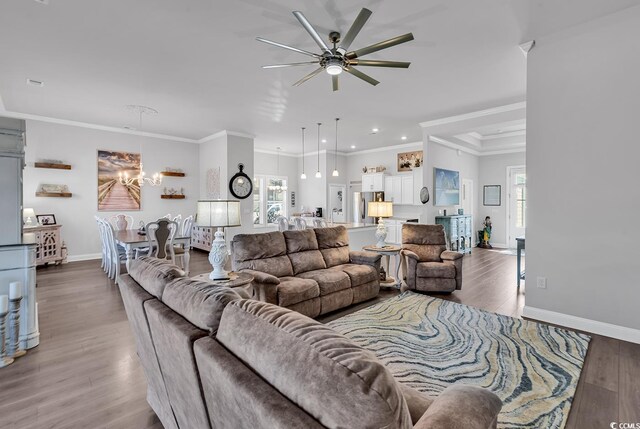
[0,0,637,153]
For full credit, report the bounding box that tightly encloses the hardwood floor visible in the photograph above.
[0,248,637,428]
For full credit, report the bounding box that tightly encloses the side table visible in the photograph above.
[363,245,403,289]
[191,271,254,299]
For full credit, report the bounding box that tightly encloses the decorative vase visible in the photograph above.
[208,228,230,280]
[116,214,128,231]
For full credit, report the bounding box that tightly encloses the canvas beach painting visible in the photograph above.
[97,150,141,211]
[434,167,460,206]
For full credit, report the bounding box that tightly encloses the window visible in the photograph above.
[514,173,526,228]
[253,175,288,226]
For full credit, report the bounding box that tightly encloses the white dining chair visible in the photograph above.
[312,218,328,228]
[173,214,182,224]
[101,218,126,284]
[293,217,308,231]
[109,214,134,231]
[95,216,107,272]
[275,215,289,232]
[171,215,193,274]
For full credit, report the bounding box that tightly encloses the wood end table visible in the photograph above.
[362,245,403,289]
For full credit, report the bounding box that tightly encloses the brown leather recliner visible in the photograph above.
[401,224,463,293]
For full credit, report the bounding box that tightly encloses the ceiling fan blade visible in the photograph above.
[344,66,379,86]
[292,11,332,54]
[349,59,411,68]
[293,67,325,87]
[338,8,372,53]
[345,33,415,60]
[332,75,339,92]
[262,61,320,69]
[256,37,321,58]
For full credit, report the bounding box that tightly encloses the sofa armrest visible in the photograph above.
[237,269,280,285]
[401,249,420,261]
[441,250,463,261]
[413,385,501,429]
[349,250,382,268]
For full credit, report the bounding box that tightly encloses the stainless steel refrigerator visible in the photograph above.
[352,185,384,224]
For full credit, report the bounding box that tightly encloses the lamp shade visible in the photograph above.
[23,208,36,219]
[368,201,393,218]
[196,200,241,228]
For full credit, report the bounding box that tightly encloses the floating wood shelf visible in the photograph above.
[34,162,72,170]
[36,192,72,198]
[161,171,185,177]
[161,195,185,199]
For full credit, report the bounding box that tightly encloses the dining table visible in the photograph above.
[114,229,191,273]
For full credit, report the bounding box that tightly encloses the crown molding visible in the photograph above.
[345,141,422,156]
[0,109,200,143]
[480,129,527,140]
[254,148,299,158]
[419,102,526,129]
[480,147,526,156]
[428,136,481,156]
[198,130,256,143]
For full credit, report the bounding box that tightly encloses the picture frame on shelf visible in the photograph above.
[36,214,57,225]
[483,185,501,206]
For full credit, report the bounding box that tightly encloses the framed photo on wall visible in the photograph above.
[434,167,460,206]
[483,185,501,206]
[397,150,423,172]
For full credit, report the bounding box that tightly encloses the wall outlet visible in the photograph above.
[536,277,547,289]
[438,209,443,215]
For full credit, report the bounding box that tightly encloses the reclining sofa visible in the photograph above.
[231,225,382,318]
[119,257,502,429]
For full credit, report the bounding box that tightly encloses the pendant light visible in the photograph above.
[119,105,162,187]
[300,127,307,180]
[332,117,340,177]
[315,122,322,178]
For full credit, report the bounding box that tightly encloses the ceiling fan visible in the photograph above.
[257,8,414,91]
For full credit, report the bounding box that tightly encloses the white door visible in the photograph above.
[507,167,526,248]
[461,179,473,217]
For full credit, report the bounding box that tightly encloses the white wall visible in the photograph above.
[297,152,327,214]
[23,120,199,260]
[525,6,640,337]
[477,151,526,247]
[199,134,227,199]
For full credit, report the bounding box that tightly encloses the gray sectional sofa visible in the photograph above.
[119,257,502,429]
[231,225,382,318]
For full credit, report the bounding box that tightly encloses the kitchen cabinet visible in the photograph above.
[401,175,413,204]
[361,173,386,192]
[384,176,403,203]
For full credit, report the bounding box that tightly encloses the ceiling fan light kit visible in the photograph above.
[258,8,414,91]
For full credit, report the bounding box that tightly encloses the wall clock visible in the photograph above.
[229,163,252,199]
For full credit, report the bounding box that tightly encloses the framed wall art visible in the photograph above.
[483,185,501,206]
[97,150,141,211]
[434,167,460,206]
[397,150,423,172]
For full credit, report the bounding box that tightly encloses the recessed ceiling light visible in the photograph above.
[350,145,356,149]
[401,136,407,140]
[372,128,379,133]
[321,139,327,143]
[26,78,44,87]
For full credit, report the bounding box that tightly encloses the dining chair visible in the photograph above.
[95,216,107,272]
[293,217,308,231]
[109,214,134,231]
[275,215,289,232]
[163,213,171,220]
[173,214,182,224]
[171,215,193,274]
[101,218,126,284]
[144,218,178,264]
[312,218,328,228]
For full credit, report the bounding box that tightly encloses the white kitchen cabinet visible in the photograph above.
[384,176,394,200]
[401,175,413,204]
[362,173,386,192]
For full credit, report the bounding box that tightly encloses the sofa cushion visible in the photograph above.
[320,246,350,268]
[403,243,446,263]
[288,250,327,275]
[416,262,456,279]
[277,277,320,307]
[402,223,447,246]
[297,269,351,295]
[235,255,294,278]
[128,256,185,299]
[314,225,350,249]
[283,229,319,253]
[232,230,287,261]
[331,263,378,287]
[162,278,242,332]
[216,300,413,429]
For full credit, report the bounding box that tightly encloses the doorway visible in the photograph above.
[328,184,346,223]
[507,166,526,248]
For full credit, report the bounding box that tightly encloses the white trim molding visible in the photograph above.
[523,306,640,344]
[419,102,526,128]
[346,141,422,156]
[67,253,102,263]
[198,130,255,143]
[428,136,481,156]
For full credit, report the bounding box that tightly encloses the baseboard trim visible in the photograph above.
[522,306,640,344]
[67,253,102,262]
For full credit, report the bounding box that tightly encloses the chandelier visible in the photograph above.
[119,105,163,187]
[268,147,288,192]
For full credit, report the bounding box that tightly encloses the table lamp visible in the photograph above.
[23,208,36,227]
[196,200,241,280]
[368,201,393,248]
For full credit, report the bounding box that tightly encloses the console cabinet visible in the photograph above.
[24,224,63,266]
[435,215,472,254]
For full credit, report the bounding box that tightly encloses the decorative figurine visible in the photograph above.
[479,216,493,248]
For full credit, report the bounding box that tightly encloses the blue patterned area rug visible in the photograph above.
[328,292,590,429]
